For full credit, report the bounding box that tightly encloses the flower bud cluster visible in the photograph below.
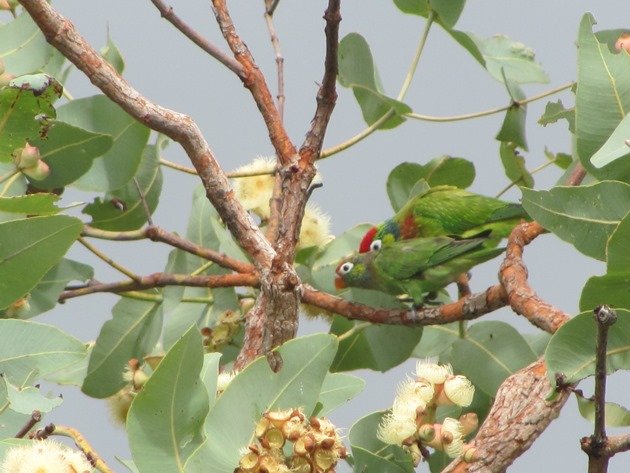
[377,361,478,464]
[107,359,151,425]
[201,310,243,352]
[236,409,347,473]
[12,144,50,181]
[0,439,92,473]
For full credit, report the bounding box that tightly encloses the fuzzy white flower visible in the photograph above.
[216,370,237,395]
[297,203,333,250]
[231,156,276,218]
[391,378,433,419]
[443,375,475,407]
[1,440,92,473]
[441,417,465,458]
[376,413,417,445]
[415,360,453,385]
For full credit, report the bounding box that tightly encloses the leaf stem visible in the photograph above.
[408,82,573,123]
[50,425,115,473]
[397,10,434,101]
[337,321,371,342]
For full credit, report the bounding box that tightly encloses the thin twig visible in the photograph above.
[397,11,434,101]
[14,410,42,438]
[52,425,115,473]
[78,237,141,281]
[264,0,285,122]
[59,272,259,301]
[148,0,243,77]
[132,177,154,226]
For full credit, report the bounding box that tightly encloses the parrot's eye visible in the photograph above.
[338,262,354,275]
[370,239,382,252]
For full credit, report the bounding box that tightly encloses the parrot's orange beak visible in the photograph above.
[334,276,346,290]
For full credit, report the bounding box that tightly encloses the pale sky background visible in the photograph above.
[27,1,629,471]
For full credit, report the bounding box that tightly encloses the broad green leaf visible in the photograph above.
[393,0,466,29]
[606,212,630,272]
[45,343,93,387]
[576,15,630,182]
[331,316,422,372]
[82,298,163,398]
[338,33,411,129]
[200,352,222,409]
[451,321,537,396]
[538,100,575,133]
[521,182,630,261]
[349,411,415,473]
[0,73,62,162]
[412,323,459,357]
[449,32,549,84]
[386,157,475,212]
[523,332,552,357]
[590,112,630,168]
[83,142,163,230]
[0,319,87,385]
[0,194,60,215]
[31,120,113,189]
[3,377,63,414]
[0,215,82,309]
[0,13,53,75]
[187,334,337,473]
[575,392,630,427]
[546,309,630,384]
[499,142,533,188]
[496,80,528,150]
[101,35,125,74]
[128,327,207,473]
[117,458,140,473]
[580,273,630,312]
[317,372,365,416]
[57,95,150,191]
[14,258,93,319]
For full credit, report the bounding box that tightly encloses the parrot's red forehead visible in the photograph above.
[359,227,377,253]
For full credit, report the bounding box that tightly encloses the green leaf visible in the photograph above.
[200,352,222,409]
[187,334,337,473]
[386,158,476,212]
[83,142,163,230]
[605,212,630,272]
[576,14,630,182]
[412,323,459,357]
[31,120,113,189]
[523,332,552,357]
[331,316,422,372]
[3,377,63,414]
[101,35,125,74]
[128,327,207,473]
[15,258,93,319]
[82,298,163,398]
[317,372,365,416]
[0,194,60,215]
[44,343,93,387]
[393,0,466,29]
[0,319,87,385]
[499,142,533,188]
[544,148,573,170]
[449,32,549,84]
[546,309,630,385]
[349,411,415,473]
[590,112,630,168]
[0,215,82,309]
[57,95,150,191]
[496,80,528,150]
[338,33,411,129]
[580,273,630,312]
[0,13,53,75]
[521,182,630,261]
[575,391,630,427]
[451,321,537,396]
[0,73,62,162]
[538,100,575,133]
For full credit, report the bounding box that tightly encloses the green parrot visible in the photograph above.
[336,233,504,304]
[359,185,528,253]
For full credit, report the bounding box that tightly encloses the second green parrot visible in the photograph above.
[336,233,504,304]
[359,185,528,253]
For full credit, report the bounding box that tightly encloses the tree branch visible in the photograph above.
[301,284,507,325]
[148,0,244,77]
[210,0,296,165]
[264,0,285,122]
[59,272,259,301]
[18,0,276,271]
[499,221,570,333]
[442,359,571,472]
